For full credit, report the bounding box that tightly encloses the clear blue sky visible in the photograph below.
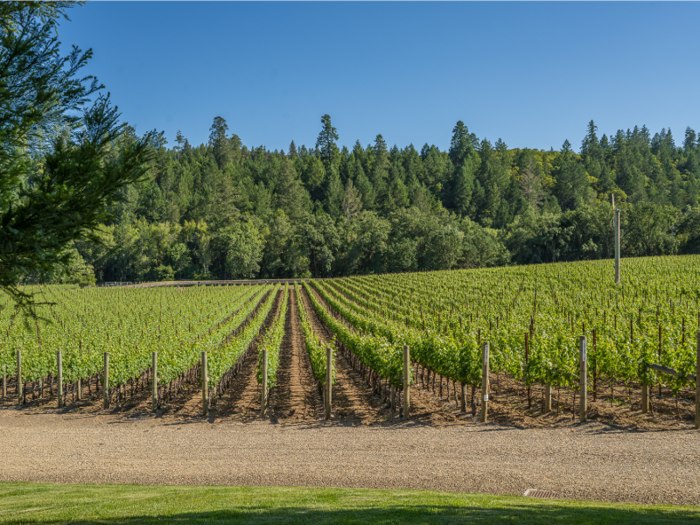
[60,2,700,153]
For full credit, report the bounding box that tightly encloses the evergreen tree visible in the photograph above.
[473,139,511,227]
[371,134,389,206]
[0,3,154,304]
[174,130,185,158]
[208,116,234,169]
[322,165,343,218]
[581,120,601,158]
[371,135,389,164]
[301,155,326,202]
[449,120,478,167]
[517,155,545,209]
[341,178,362,220]
[684,128,697,152]
[553,139,590,210]
[350,160,376,211]
[274,158,309,222]
[613,130,647,202]
[315,114,339,171]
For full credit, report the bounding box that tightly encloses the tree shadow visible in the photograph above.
[23,503,700,525]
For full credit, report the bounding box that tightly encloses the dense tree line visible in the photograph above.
[32,115,700,284]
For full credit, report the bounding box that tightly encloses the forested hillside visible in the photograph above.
[45,116,700,284]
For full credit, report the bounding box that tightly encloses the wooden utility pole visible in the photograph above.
[614,208,621,284]
[324,346,332,419]
[481,342,490,423]
[403,345,410,419]
[579,335,587,423]
[152,351,158,411]
[57,351,63,408]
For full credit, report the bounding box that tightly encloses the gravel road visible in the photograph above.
[2,410,699,506]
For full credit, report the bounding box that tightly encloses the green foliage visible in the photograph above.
[207,285,278,390]
[7,54,700,287]
[256,286,289,390]
[307,255,700,399]
[316,114,339,172]
[294,283,334,385]
[0,284,269,386]
[2,256,699,417]
[152,265,175,282]
[0,3,154,307]
[304,281,408,388]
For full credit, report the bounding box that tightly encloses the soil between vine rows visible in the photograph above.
[268,288,322,421]
[2,283,698,431]
[300,285,386,423]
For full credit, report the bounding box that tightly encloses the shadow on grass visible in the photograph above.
[6,504,700,525]
[2,483,699,525]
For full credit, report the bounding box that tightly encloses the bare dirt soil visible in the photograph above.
[212,290,283,422]
[269,288,323,421]
[2,358,694,431]
[299,285,386,423]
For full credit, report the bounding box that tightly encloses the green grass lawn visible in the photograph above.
[0,482,698,524]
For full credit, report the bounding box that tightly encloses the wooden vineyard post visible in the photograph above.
[403,345,410,419]
[579,335,587,423]
[696,331,700,430]
[103,352,110,409]
[641,382,649,414]
[152,351,158,411]
[592,329,597,402]
[544,383,552,413]
[325,345,332,420]
[77,378,81,401]
[57,351,63,408]
[2,364,6,399]
[614,208,621,284]
[525,333,531,409]
[659,325,663,398]
[481,341,490,423]
[16,349,22,406]
[261,348,268,417]
[202,351,209,417]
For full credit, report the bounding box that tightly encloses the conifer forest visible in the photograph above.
[36,115,700,286]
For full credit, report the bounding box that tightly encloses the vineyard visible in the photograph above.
[1,255,700,428]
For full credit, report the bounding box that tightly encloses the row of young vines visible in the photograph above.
[315,255,700,413]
